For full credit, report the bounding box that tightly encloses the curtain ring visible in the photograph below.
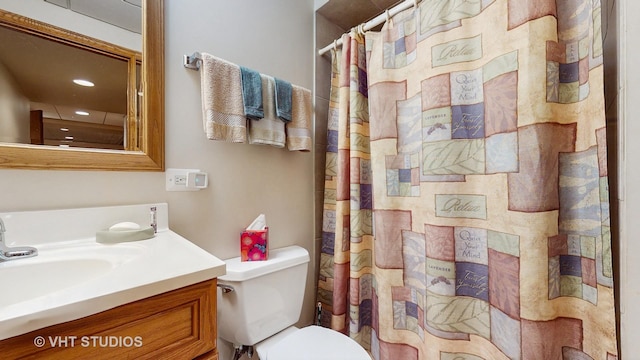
[333,39,338,52]
[413,0,418,9]
[385,9,390,23]
[358,23,365,35]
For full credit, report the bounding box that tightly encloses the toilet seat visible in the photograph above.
[262,326,370,360]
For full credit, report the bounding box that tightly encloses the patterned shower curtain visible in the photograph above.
[319,0,617,359]
[318,29,375,348]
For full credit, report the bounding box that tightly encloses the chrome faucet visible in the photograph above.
[0,218,38,261]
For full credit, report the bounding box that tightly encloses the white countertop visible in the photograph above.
[0,203,226,340]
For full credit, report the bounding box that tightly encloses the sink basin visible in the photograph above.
[0,259,112,307]
[0,241,145,309]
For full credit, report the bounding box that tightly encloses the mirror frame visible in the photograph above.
[0,0,164,171]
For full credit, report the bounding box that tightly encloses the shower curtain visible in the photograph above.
[317,29,375,348]
[318,0,617,359]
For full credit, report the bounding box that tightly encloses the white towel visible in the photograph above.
[200,53,247,142]
[286,85,313,151]
[248,75,286,147]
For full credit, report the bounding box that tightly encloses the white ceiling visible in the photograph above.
[44,0,141,34]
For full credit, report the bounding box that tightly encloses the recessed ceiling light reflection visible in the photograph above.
[73,79,94,87]
[75,111,90,116]
[65,136,74,140]
[60,127,69,132]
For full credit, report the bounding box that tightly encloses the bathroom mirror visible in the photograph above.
[0,0,164,171]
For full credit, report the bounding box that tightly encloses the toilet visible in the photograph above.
[217,245,370,360]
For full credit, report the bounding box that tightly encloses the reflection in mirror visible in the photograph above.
[0,0,164,171]
[0,22,138,150]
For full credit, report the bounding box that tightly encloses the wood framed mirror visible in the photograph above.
[0,0,164,171]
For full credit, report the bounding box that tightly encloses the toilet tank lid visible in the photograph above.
[219,245,310,282]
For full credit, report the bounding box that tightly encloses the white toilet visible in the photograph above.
[217,245,371,360]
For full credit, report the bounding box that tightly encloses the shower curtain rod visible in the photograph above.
[317,0,418,56]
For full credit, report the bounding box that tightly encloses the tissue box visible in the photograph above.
[241,227,268,261]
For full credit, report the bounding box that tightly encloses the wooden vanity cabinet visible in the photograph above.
[1,279,218,360]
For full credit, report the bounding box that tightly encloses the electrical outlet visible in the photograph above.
[174,175,187,185]
[166,168,201,191]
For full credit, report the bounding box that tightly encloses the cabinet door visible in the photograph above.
[1,279,218,359]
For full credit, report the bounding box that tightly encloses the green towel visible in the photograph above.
[274,77,292,122]
[240,66,264,120]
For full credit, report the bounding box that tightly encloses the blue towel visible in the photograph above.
[240,66,264,120]
[274,78,292,122]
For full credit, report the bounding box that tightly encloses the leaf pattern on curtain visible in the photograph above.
[422,140,485,175]
[318,0,618,359]
[420,0,483,33]
[426,294,491,337]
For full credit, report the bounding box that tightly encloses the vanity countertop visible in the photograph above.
[0,203,226,340]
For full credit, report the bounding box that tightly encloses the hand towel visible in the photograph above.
[248,75,286,147]
[286,85,313,151]
[200,53,246,142]
[240,66,264,120]
[274,77,292,122]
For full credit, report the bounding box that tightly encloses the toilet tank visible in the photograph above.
[217,245,310,346]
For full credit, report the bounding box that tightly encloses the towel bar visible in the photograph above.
[183,52,202,70]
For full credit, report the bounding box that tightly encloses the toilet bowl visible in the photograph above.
[217,245,370,360]
[255,325,370,359]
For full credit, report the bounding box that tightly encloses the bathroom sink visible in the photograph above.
[0,258,112,308]
[0,241,144,309]
[0,203,226,341]
[0,231,225,341]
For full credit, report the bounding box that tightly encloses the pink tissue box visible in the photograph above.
[240,227,268,261]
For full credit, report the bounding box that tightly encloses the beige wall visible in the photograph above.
[163,6,315,357]
[0,1,314,359]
